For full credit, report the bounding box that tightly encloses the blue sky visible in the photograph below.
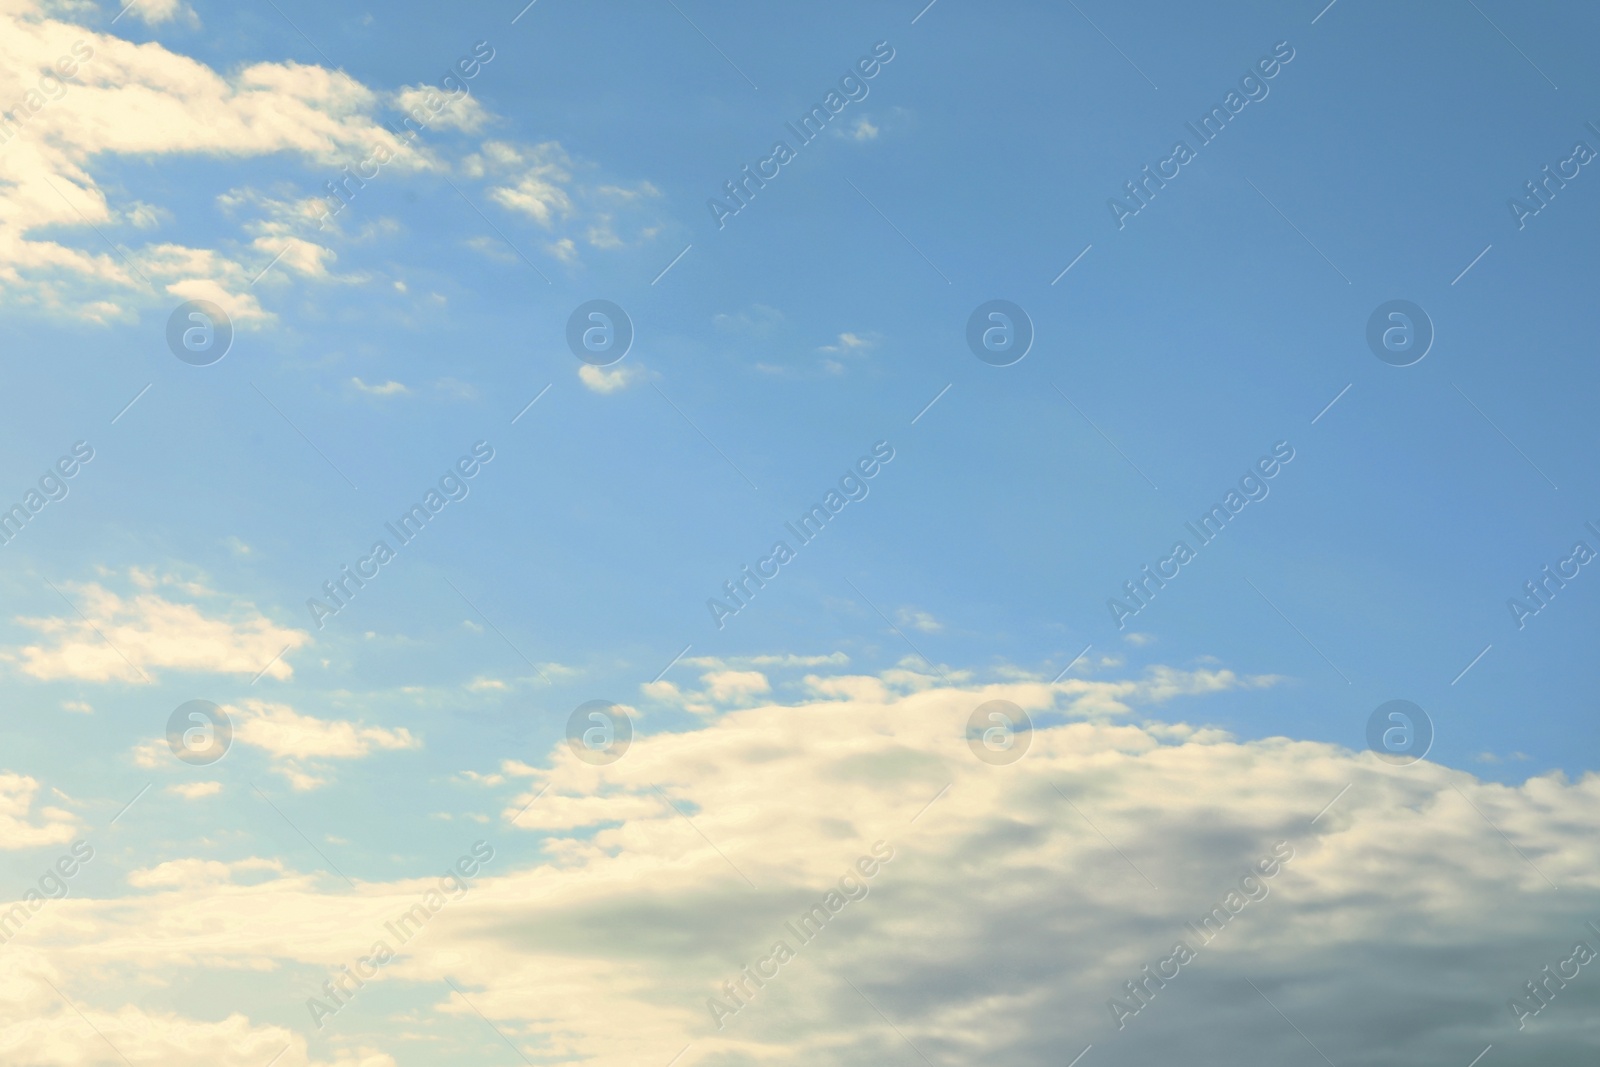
[1,0,1599,1064]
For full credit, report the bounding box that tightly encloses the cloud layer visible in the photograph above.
[5,660,1597,1065]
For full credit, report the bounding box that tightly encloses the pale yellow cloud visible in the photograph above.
[165,781,221,800]
[228,699,418,761]
[7,662,1597,1066]
[0,773,77,848]
[7,575,310,683]
[578,363,642,394]
[0,1,441,321]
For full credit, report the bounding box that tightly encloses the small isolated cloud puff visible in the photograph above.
[896,607,942,633]
[394,84,487,133]
[227,698,418,761]
[578,362,641,394]
[350,376,408,397]
[7,574,310,684]
[713,304,786,337]
[165,781,221,800]
[817,331,876,354]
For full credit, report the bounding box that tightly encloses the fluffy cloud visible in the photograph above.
[229,698,418,761]
[471,141,573,226]
[394,84,486,133]
[0,1,445,322]
[578,362,643,394]
[350,377,408,397]
[466,139,664,262]
[7,573,310,683]
[131,698,418,790]
[0,2,667,322]
[122,0,196,26]
[165,780,222,800]
[0,772,76,848]
[10,660,1599,1065]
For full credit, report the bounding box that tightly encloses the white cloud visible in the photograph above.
[466,139,663,263]
[0,773,76,848]
[17,660,1598,1066]
[474,140,573,226]
[394,84,487,132]
[6,573,310,683]
[0,2,451,322]
[684,652,849,670]
[127,856,281,888]
[578,363,641,394]
[122,0,196,26]
[817,331,876,354]
[225,698,419,790]
[350,376,408,396]
[165,781,221,800]
[896,607,943,633]
[701,669,769,704]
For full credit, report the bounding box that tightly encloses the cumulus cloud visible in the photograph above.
[228,699,418,761]
[578,362,642,394]
[10,660,1600,1065]
[230,698,418,790]
[6,573,310,683]
[0,1,449,322]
